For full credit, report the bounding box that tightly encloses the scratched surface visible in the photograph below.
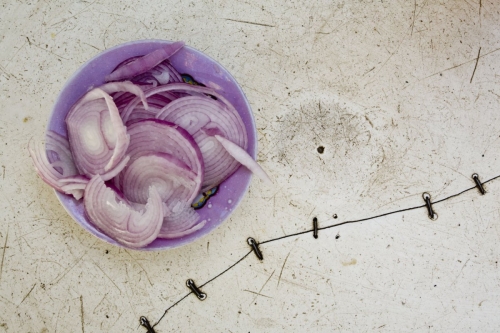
[1,0,500,332]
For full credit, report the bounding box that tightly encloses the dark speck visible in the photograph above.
[333,214,338,219]
[317,146,325,154]
[434,285,437,287]
[335,233,340,239]
[105,250,109,254]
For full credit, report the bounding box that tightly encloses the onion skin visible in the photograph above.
[84,175,164,248]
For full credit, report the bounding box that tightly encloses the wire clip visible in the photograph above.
[247,237,263,260]
[422,192,438,220]
[313,217,319,239]
[186,279,207,301]
[472,173,486,195]
[140,316,156,333]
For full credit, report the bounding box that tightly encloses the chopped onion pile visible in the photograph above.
[29,41,271,248]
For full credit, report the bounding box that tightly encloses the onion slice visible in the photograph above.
[123,119,204,188]
[28,140,84,200]
[67,88,129,176]
[79,81,148,110]
[156,95,247,190]
[45,130,79,177]
[214,135,272,184]
[121,83,247,137]
[159,205,205,238]
[105,41,185,82]
[121,153,200,205]
[84,175,163,248]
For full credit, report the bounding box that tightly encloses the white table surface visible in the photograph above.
[1,0,500,332]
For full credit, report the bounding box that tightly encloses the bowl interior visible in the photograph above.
[48,40,256,251]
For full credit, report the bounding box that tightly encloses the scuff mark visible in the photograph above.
[91,260,122,293]
[364,115,374,128]
[50,0,97,27]
[49,249,89,286]
[243,290,272,298]
[0,227,8,283]
[250,270,275,305]
[470,47,481,83]
[277,251,291,287]
[124,250,153,287]
[410,0,416,36]
[92,293,108,313]
[19,283,36,306]
[223,18,275,28]
[420,47,500,81]
[451,259,470,286]
[80,295,85,333]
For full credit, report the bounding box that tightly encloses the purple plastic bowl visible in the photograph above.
[47,40,256,251]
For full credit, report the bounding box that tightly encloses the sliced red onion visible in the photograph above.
[124,93,178,126]
[67,88,130,176]
[124,119,204,186]
[30,45,271,248]
[120,83,246,130]
[81,81,148,110]
[215,135,272,184]
[60,182,87,200]
[160,60,183,83]
[59,175,89,184]
[130,60,184,85]
[100,155,130,181]
[65,81,147,177]
[160,219,206,238]
[130,70,169,87]
[84,175,163,248]
[45,130,79,177]
[120,83,251,189]
[121,153,200,205]
[118,120,204,236]
[159,203,204,239]
[156,95,247,190]
[125,108,158,125]
[105,41,185,82]
[28,140,84,200]
[121,153,203,238]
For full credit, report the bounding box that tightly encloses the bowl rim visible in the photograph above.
[49,39,257,251]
